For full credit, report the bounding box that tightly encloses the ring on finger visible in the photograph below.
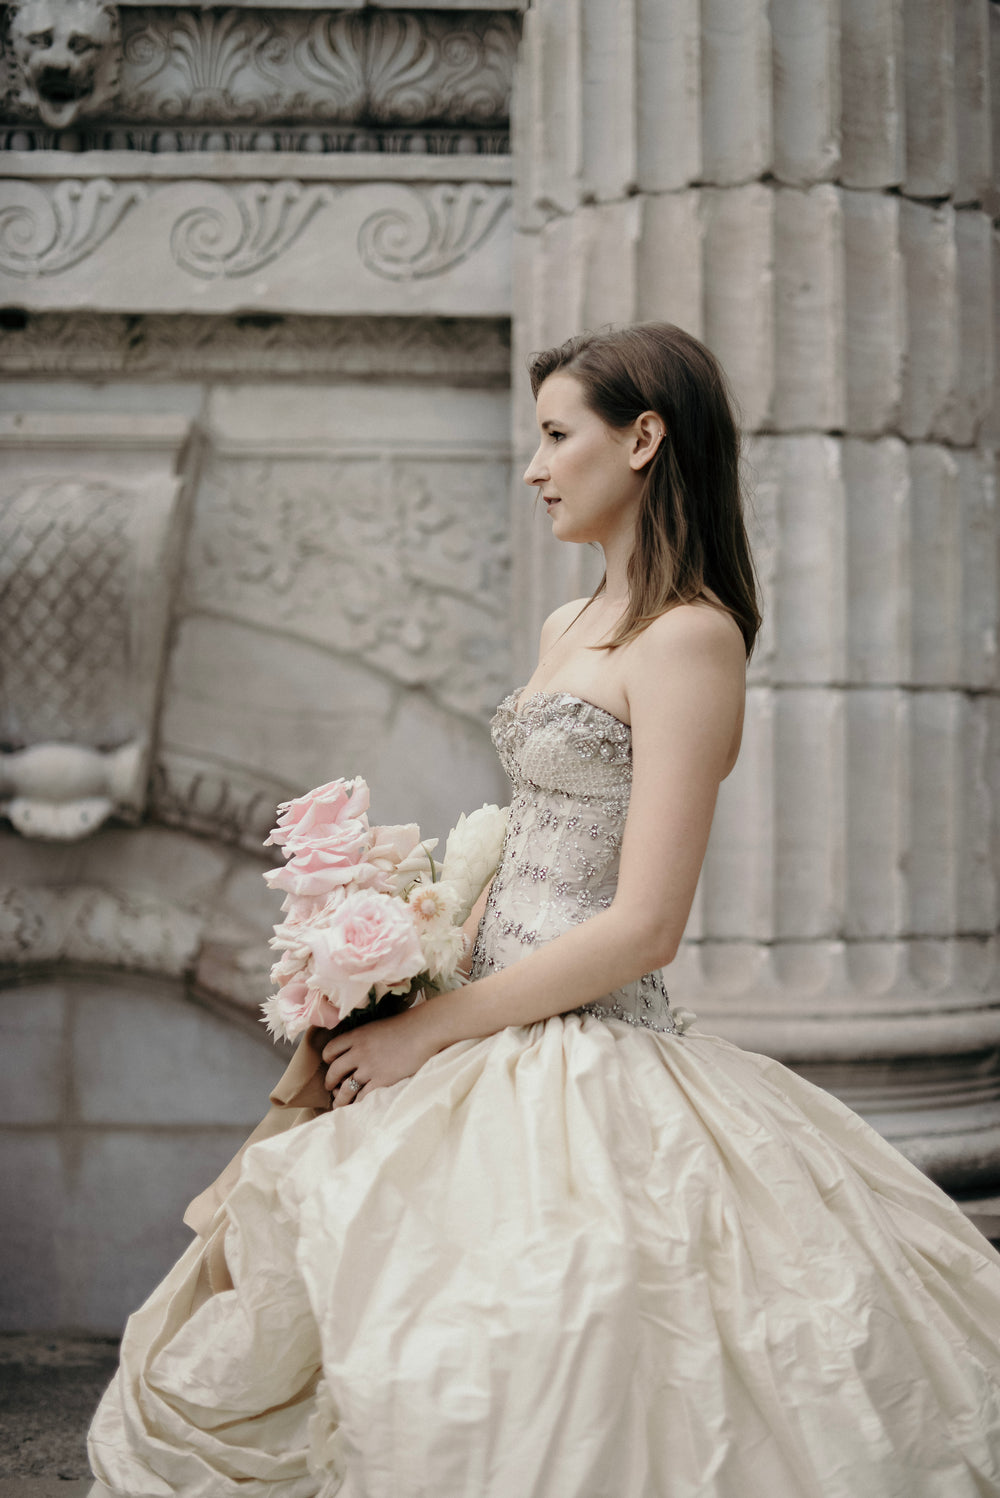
[345,1076,362,1095]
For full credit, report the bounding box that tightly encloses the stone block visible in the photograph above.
[902,0,956,200]
[578,0,638,204]
[697,684,776,940]
[73,979,282,1126]
[907,690,962,937]
[957,696,997,937]
[899,200,959,441]
[769,436,847,682]
[0,1134,61,1330]
[702,184,775,432]
[844,689,908,939]
[948,209,994,446]
[954,0,992,207]
[908,443,961,685]
[774,186,845,432]
[843,191,904,435]
[770,0,840,186]
[60,1129,252,1334]
[515,0,577,219]
[636,0,701,192]
[843,438,909,682]
[0,984,64,1125]
[773,687,845,940]
[957,449,999,691]
[742,435,779,683]
[840,0,904,189]
[700,0,772,186]
[159,617,506,862]
[636,191,704,337]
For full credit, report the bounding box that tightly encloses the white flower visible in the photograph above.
[441,803,508,922]
[390,837,440,893]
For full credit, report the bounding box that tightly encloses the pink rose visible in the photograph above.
[264,836,368,898]
[307,890,424,1018]
[269,975,340,1039]
[265,778,371,852]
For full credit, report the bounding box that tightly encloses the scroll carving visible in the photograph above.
[359,182,511,281]
[0,178,145,277]
[169,181,334,279]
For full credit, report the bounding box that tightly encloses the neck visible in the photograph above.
[600,523,633,604]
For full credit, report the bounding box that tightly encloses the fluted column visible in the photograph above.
[511,0,1000,1187]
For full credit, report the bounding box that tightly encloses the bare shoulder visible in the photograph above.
[538,596,591,654]
[629,600,746,678]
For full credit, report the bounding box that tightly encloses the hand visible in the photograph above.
[322,1004,445,1108]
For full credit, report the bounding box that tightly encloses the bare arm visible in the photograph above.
[323,606,746,1099]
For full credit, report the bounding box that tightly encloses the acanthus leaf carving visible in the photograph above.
[358,182,511,281]
[0,178,146,277]
[170,181,334,279]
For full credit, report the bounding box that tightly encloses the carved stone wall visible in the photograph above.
[512,0,1000,1190]
[0,3,517,151]
[0,4,521,1329]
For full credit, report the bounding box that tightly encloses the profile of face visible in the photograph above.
[7,0,121,129]
[523,372,663,547]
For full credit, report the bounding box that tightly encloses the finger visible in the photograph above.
[331,1076,370,1109]
[321,1035,354,1063]
[324,1053,359,1092]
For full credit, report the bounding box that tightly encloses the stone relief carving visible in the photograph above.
[0,177,145,276]
[0,6,516,147]
[119,7,516,127]
[187,453,510,722]
[0,420,192,841]
[4,0,121,129]
[170,180,334,279]
[0,311,511,381]
[0,177,511,293]
[359,181,512,280]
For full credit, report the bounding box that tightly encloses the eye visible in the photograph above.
[26,29,54,47]
[69,33,98,54]
[549,429,565,442]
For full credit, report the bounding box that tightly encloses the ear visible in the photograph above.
[628,411,665,472]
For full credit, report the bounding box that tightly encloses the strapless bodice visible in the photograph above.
[468,689,681,1033]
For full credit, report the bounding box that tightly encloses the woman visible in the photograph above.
[90,324,1000,1498]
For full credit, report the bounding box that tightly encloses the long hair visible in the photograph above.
[527,323,761,658]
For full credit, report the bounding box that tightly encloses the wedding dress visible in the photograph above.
[89,690,1000,1498]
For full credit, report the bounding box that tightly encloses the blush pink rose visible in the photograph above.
[265,777,371,853]
[264,837,368,899]
[307,889,424,1018]
[270,975,340,1039]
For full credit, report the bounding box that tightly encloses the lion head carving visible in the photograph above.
[6,0,121,129]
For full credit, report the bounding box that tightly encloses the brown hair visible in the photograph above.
[528,323,761,658]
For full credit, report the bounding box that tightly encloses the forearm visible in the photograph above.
[419,906,666,1051]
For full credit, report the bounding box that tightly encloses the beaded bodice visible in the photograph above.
[469,690,681,1034]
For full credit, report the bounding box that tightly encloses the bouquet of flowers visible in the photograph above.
[259,776,508,1044]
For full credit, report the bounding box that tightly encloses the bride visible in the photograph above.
[90,323,1000,1497]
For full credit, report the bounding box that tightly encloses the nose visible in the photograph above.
[522,444,547,487]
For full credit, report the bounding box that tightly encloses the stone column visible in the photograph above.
[511,0,1000,1188]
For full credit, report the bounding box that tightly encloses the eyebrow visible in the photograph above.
[540,419,565,431]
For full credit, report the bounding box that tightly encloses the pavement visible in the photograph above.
[0,1335,118,1490]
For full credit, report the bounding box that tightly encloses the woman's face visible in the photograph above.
[523,372,644,547]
